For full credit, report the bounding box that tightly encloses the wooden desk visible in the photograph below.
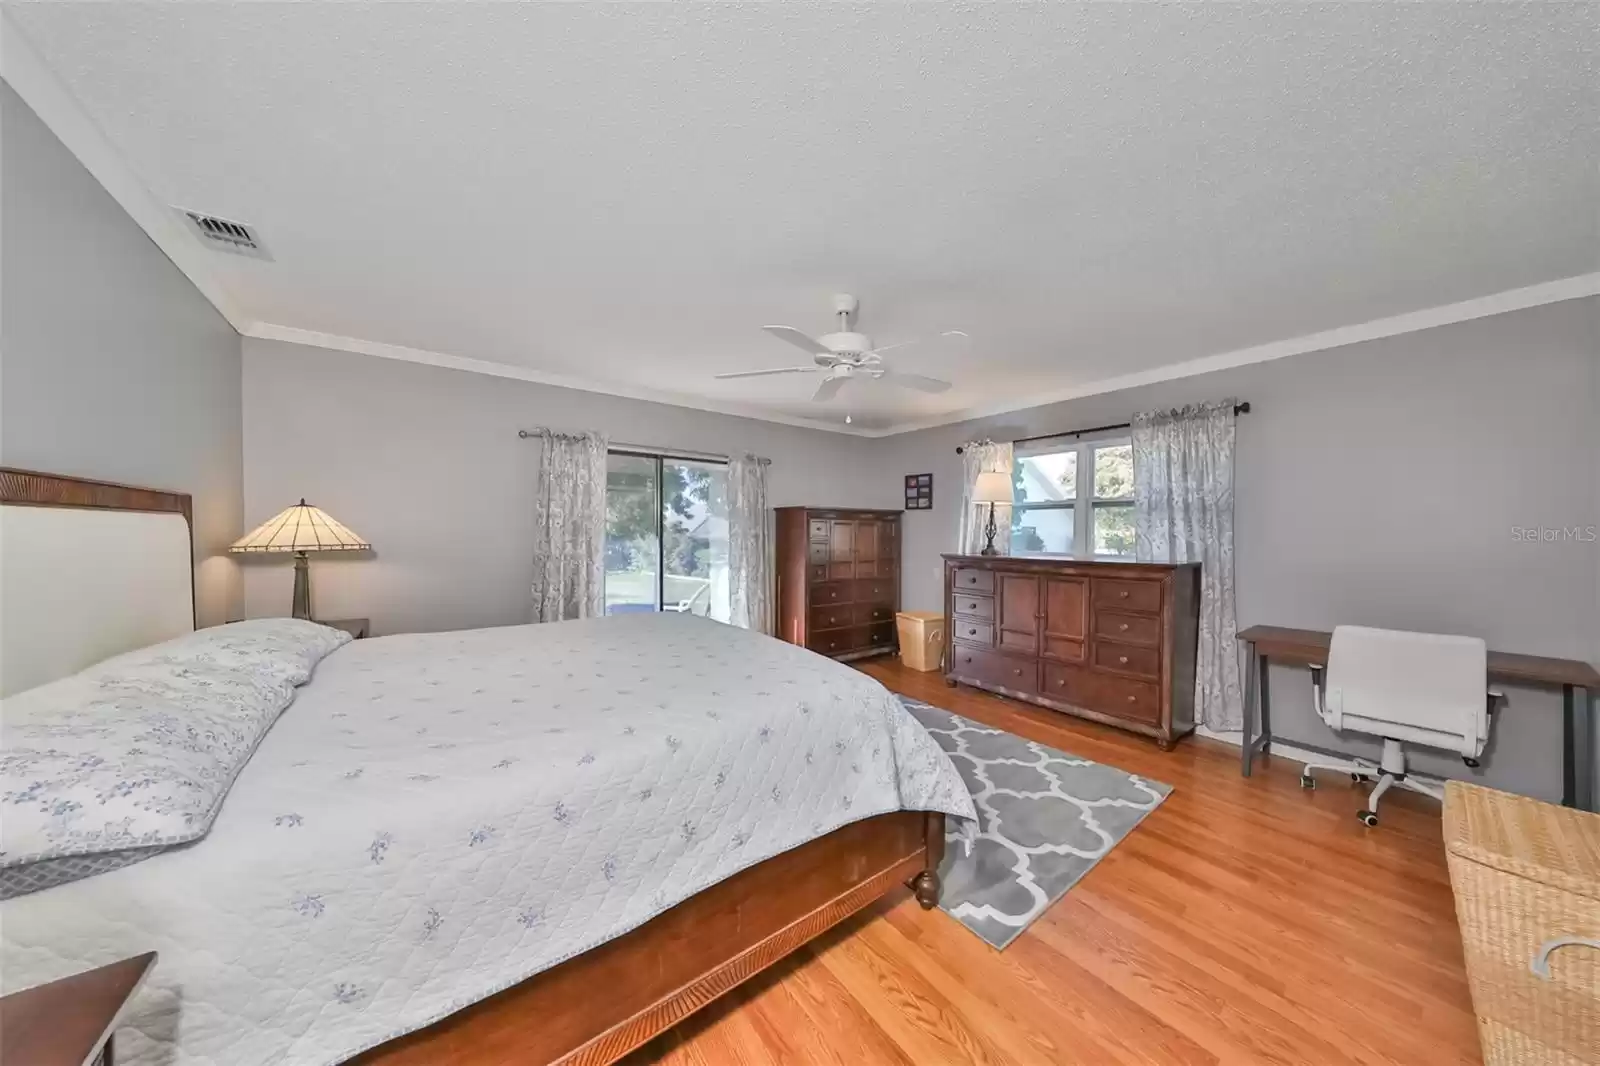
[1237,625,1598,809]
[0,952,156,1066]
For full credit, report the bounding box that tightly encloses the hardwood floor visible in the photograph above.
[623,659,1482,1066]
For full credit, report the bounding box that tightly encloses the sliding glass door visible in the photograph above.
[603,452,730,621]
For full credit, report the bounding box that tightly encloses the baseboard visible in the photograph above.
[1193,725,1451,792]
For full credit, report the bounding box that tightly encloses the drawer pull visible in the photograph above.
[830,592,837,599]
[968,628,977,636]
[1126,695,1137,703]
[1119,623,1129,631]
[1013,668,1023,677]
[967,602,979,610]
[1119,590,1130,598]
[1118,655,1129,664]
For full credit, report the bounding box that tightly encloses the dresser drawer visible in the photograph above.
[809,519,830,541]
[1094,609,1161,647]
[951,592,995,619]
[1042,663,1160,724]
[953,619,994,646]
[953,568,995,593]
[950,646,1038,695]
[810,605,854,632]
[811,581,852,606]
[808,564,828,583]
[809,542,833,565]
[1093,640,1161,679]
[857,603,896,626]
[856,578,894,604]
[865,620,896,651]
[807,630,856,656]
[1092,578,1163,615]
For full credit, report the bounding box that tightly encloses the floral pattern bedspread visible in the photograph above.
[0,613,974,1066]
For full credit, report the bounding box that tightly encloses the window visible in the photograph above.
[1011,437,1135,558]
[603,452,730,620]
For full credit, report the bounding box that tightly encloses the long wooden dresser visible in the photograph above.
[943,553,1201,748]
[776,507,902,661]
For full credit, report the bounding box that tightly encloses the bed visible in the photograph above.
[0,469,976,1066]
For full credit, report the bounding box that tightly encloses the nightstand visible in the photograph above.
[322,617,370,640]
[0,952,156,1066]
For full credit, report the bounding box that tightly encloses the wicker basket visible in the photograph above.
[1443,781,1600,1065]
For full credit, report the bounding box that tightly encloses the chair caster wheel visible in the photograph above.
[1300,774,1315,790]
[1463,757,1480,769]
[1358,810,1378,827]
[1350,771,1367,783]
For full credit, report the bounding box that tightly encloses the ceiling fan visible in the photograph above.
[714,294,964,402]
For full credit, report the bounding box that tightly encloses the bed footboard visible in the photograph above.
[357,809,944,1066]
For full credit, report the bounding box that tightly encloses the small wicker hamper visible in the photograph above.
[1443,781,1600,1065]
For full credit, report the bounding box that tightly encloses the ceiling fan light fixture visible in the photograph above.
[722,296,959,403]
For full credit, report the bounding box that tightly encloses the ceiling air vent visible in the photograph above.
[175,207,272,260]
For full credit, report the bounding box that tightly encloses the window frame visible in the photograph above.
[1011,433,1135,559]
[604,448,730,616]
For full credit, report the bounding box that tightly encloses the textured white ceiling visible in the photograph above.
[10,2,1598,432]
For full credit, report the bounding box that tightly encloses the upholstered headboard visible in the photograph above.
[0,468,195,698]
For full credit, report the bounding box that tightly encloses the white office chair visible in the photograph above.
[1301,625,1501,827]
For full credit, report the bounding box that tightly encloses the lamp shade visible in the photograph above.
[230,500,370,554]
[972,471,1013,505]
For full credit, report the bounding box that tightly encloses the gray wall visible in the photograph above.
[240,338,897,635]
[871,297,1600,803]
[1591,298,1600,811]
[0,81,244,625]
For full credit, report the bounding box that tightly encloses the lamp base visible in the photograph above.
[979,501,1000,556]
[291,551,312,620]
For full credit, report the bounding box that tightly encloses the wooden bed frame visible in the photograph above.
[1,468,947,1066]
[358,811,943,1066]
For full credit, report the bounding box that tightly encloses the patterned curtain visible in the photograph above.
[1132,401,1242,731]
[530,430,609,622]
[958,440,1014,554]
[726,454,771,632]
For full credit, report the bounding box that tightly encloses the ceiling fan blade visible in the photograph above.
[870,330,970,356]
[763,325,834,356]
[812,376,847,403]
[879,369,952,394]
[714,366,818,380]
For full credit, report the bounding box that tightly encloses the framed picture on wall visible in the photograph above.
[904,474,933,510]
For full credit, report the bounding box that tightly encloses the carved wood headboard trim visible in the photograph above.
[0,468,193,529]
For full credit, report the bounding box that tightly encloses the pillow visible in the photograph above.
[0,619,351,897]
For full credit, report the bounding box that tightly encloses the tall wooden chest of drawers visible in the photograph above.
[942,553,1201,748]
[776,508,902,661]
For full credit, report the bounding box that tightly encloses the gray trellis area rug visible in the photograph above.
[901,697,1173,949]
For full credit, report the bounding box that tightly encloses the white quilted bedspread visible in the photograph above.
[0,614,974,1066]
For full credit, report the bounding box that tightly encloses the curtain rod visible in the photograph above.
[517,429,770,466]
[955,402,1250,454]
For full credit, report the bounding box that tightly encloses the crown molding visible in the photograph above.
[1,11,253,332]
[244,323,877,436]
[873,272,1600,437]
[249,272,1599,441]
